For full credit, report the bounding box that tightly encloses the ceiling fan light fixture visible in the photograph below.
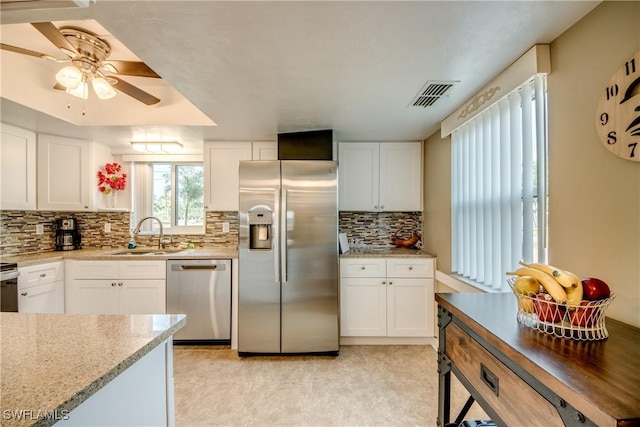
[55,65,83,89]
[66,80,89,99]
[92,76,116,100]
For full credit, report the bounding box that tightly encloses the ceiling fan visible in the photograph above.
[0,22,161,105]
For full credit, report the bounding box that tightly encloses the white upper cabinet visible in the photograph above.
[37,134,92,211]
[252,141,278,160]
[0,123,37,210]
[339,142,422,211]
[204,141,252,211]
[338,143,380,211]
[204,141,279,211]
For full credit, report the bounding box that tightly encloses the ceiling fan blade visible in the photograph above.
[31,22,78,56]
[1,42,49,58]
[103,60,160,78]
[111,78,160,106]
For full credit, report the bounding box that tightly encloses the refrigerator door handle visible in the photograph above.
[273,189,281,283]
[281,188,288,283]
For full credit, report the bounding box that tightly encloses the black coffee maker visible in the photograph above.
[55,217,81,251]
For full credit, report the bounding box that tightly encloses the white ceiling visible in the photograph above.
[0,1,600,154]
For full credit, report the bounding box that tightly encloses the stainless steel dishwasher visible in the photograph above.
[166,259,231,344]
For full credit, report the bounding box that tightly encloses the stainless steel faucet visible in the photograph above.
[132,216,166,249]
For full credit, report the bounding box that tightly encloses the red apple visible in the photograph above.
[581,277,611,301]
[568,300,599,327]
[532,293,565,323]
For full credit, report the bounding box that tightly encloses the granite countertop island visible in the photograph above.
[0,312,186,427]
[340,246,436,258]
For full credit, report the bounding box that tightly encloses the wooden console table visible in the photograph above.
[436,292,640,427]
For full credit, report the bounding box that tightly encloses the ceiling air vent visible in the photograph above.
[409,80,457,108]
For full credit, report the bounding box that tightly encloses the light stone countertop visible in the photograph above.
[0,312,186,427]
[340,247,436,258]
[1,247,238,267]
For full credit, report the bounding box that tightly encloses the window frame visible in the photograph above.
[132,161,205,236]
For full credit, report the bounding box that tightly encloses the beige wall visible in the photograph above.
[423,131,452,273]
[548,1,640,327]
[423,1,640,327]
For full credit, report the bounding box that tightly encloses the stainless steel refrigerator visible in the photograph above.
[238,160,339,355]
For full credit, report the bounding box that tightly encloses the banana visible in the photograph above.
[566,281,584,308]
[513,276,540,295]
[564,270,582,286]
[519,261,577,288]
[518,296,535,313]
[508,267,568,304]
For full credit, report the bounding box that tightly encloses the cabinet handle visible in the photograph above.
[84,206,89,209]
[361,266,366,270]
[40,273,46,277]
[480,363,499,396]
[21,292,27,296]
[374,205,379,209]
[118,282,123,287]
[111,282,117,287]
[388,281,393,285]
[380,205,384,209]
[409,266,413,271]
[382,281,386,285]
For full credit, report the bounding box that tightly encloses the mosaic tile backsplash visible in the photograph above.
[0,210,422,255]
[0,210,239,255]
[339,211,423,248]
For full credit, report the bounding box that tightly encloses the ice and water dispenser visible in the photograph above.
[248,209,273,250]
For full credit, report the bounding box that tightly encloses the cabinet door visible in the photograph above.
[252,141,278,160]
[67,280,119,314]
[18,281,64,313]
[204,141,252,211]
[386,278,434,337]
[118,280,166,314]
[37,134,91,211]
[0,123,36,210]
[379,142,422,211]
[340,277,387,336]
[338,143,379,211]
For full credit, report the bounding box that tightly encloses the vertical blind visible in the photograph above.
[451,74,548,291]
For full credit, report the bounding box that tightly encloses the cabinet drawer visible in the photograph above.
[118,261,166,279]
[340,258,386,278]
[386,258,433,278]
[68,260,119,279]
[18,262,63,289]
[445,323,564,426]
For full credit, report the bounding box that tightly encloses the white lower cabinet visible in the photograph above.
[340,257,434,337]
[18,261,65,313]
[65,260,166,314]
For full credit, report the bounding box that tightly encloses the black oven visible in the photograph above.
[1,262,19,312]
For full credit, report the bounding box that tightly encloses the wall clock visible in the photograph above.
[596,49,640,162]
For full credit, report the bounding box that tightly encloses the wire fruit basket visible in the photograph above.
[507,277,615,341]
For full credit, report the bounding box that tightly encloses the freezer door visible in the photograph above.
[238,161,282,353]
[281,161,339,353]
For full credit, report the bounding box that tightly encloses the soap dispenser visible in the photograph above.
[128,235,137,250]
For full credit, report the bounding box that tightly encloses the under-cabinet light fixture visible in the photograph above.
[130,141,183,153]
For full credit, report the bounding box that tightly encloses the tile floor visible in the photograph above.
[173,345,488,426]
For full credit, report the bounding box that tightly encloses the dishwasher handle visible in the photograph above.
[170,264,226,271]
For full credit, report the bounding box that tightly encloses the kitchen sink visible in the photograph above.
[108,249,184,256]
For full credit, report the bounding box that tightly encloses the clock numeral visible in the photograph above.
[607,131,617,145]
[606,84,619,100]
[629,142,638,158]
[625,58,636,76]
[600,112,609,126]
